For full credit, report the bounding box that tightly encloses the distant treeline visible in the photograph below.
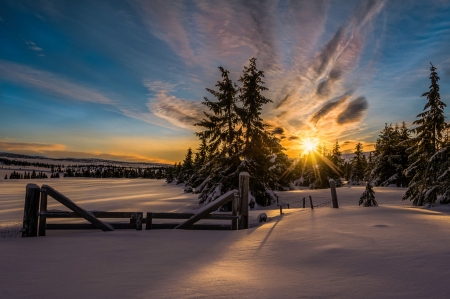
[0,158,64,171]
[6,170,53,179]
[3,164,169,180]
[64,166,167,179]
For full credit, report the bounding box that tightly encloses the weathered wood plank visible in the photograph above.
[151,212,194,219]
[136,212,143,230]
[46,223,136,230]
[42,185,113,232]
[22,184,40,237]
[43,211,141,218]
[329,179,339,208]
[174,190,236,229]
[238,172,249,230]
[145,212,152,230]
[232,190,238,230]
[38,188,48,236]
[152,223,232,230]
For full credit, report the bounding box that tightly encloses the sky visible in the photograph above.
[1,0,450,164]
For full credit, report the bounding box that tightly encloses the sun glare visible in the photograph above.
[300,137,319,154]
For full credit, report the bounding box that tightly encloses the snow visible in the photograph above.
[1,180,450,298]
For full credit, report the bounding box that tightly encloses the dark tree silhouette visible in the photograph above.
[403,63,446,205]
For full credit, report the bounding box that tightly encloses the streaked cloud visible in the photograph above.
[25,41,42,52]
[2,0,450,162]
[144,80,205,130]
[337,96,369,124]
[0,141,66,152]
[0,60,114,105]
[310,95,350,125]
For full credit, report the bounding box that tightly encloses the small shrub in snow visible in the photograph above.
[359,182,377,207]
[257,213,268,223]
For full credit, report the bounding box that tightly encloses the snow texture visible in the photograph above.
[1,179,450,298]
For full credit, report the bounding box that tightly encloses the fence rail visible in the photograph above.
[21,173,252,237]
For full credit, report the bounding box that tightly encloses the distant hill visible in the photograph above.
[0,152,169,167]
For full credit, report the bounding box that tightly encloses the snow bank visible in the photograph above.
[1,180,450,298]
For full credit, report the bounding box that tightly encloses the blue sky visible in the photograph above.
[1,0,450,163]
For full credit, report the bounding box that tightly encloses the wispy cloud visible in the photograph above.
[0,141,66,152]
[337,96,369,124]
[0,60,185,130]
[0,60,114,105]
[132,0,385,146]
[144,80,205,130]
[26,41,43,52]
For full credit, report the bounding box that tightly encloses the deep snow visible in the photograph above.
[1,179,450,298]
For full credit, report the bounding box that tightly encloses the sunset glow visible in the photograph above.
[300,138,319,155]
[0,1,450,162]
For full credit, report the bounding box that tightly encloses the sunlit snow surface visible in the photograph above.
[1,179,450,298]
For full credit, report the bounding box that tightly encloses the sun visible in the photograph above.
[300,137,319,154]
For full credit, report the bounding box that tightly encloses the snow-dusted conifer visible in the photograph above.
[350,143,366,185]
[402,63,446,205]
[236,57,284,205]
[176,148,194,185]
[359,182,377,206]
[370,123,410,186]
[195,58,285,206]
[194,66,241,204]
[165,166,174,183]
[330,140,344,171]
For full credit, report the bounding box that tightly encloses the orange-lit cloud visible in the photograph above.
[0,141,66,153]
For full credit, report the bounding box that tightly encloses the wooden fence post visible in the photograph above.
[309,196,314,210]
[38,187,48,236]
[232,191,238,230]
[302,197,306,208]
[238,172,249,230]
[136,212,143,230]
[22,184,40,237]
[145,212,152,230]
[329,179,339,208]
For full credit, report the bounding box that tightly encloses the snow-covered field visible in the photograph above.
[1,179,450,298]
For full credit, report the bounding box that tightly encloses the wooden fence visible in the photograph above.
[22,172,250,237]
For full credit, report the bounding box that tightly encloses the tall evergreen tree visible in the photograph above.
[330,140,344,172]
[178,148,194,185]
[370,123,408,186]
[350,143,366,185]
[189,138,210,189]
[235,57,285,205]
[194,66,242,203]
[195,58,285,206]
[403,63,446,205]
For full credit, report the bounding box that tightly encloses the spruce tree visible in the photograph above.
[359,182,377,206]
[189,138,210,189]
[177,148,194,185]
[371,124,402,186]
[194,66,242,203]
[195,58,285,206]
[331,140,344,172]
[166,166,174,183]
[403,63,446,205]
[235,57,285,205]
[427,143,450,204]
[350,143,366,185]
[395,122,411,187]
